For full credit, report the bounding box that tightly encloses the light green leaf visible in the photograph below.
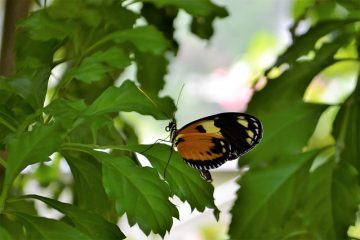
[106,26,170,55]
[21,195,125,240]
[14,213,91,240]
[269,21,355,72]
[69,47,131,83]
[2,124,63,200]
[229,150,318,239]
[124,144,219,218]
[85,80,175,120]
[45,99,87,128]
[136,52,168,95]
[91,151,178,237]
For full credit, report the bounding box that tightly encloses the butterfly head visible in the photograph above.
[165,120,177,143]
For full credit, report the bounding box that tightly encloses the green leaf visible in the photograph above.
[64,152,114,216]
[246,37,345,166]
[141,3,179,51]
[0,226,12,240]
[299,157,359,239]
[19,10,74,41]
[106,26,170,55]
[2,124,63,200]
[45,99,88,128]
[269,20,355,71]
[21,195,125,240]
[14,213,91,240]
[333,88,360,173]
[0,214,25,239]
[140,0,228,17]
[262,35,350,104]
[69,47,131,83]
[136,52,168,95]
[229,150,318,239]
[16,32,58,71]
[84,80,175,120]
[91,151,178,237]
[124,144,219,217]
[190,15,216,39]
[245,102,326,166]
[6,68,51,110]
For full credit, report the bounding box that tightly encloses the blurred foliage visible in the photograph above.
[229,0,360,239]
[0,0,227,238]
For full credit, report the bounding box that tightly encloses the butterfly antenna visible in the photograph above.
[173,84,185,118]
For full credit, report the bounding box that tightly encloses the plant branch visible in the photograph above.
[0,0,32,76]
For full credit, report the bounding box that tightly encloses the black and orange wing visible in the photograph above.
[173,112,262,171]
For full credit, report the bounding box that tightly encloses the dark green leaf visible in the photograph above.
[16,33,58,71]
[229,151,318,239]
[298,157,359,239]
[140,0,228,17]
[190,15,215,39]
[91,151,178,237]
[63,152,114,217]
[3,124,63,198]
[6,68,51,109]
[19,10,74,41]
[85,80,175,120]
[124,144,219,218]
[0,213,25,239]
[21,195,125,240]
[333,88,360,173]
[136,52,168,95]
[141,3,179,51]
[14,213,91,240]
[331,162,360,238]
[245,102,326,166]
[69,47,131,83]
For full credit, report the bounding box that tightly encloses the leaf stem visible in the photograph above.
[0,117,16,132]
[0,157,6,168]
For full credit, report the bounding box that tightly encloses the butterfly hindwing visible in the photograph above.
[173,112,262,171]
[175,133,230,170]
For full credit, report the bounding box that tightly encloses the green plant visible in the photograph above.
[229,0,360,239]
[0,0,227,238]
[1,0,360,239]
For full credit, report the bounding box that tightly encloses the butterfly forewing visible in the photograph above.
[173,112,262,171]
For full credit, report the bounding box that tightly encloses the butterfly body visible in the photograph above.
[166,112,262,181]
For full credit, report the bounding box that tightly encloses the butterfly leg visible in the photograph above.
[199,170,212,182]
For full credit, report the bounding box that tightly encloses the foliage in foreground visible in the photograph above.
[0,0,226,238]
[229,1,360,239]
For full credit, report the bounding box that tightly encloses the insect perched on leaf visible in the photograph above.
[166,112,263,182]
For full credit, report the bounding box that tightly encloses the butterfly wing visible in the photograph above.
[174,112,262,170]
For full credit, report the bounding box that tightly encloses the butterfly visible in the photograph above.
[165,112,262,181]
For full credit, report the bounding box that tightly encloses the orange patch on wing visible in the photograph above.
[176,133,225,161]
